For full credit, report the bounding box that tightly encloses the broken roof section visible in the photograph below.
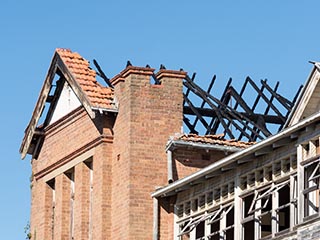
[183,73,302,142]
[167,133,255,153]
[57,49,114,109]
[20,48,303,159]
[20,48,116,159]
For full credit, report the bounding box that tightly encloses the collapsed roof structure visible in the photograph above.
[21,48,320,240]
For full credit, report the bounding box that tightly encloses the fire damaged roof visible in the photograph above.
[56,48,114,109]
[20,48,302,160]
[20,48,117,159]
[183,73,302,142]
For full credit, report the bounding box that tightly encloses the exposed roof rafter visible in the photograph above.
[183,73,302,142]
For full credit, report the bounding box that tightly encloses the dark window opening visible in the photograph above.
[260,193,272,238]
[243,221,254,240]
[226,207,234,226]
[277,184,290,232]
[225,228,234,240]
[195,221,205,239]
[244,194,254,218]
[278,185,290,206]
[260,212,272,238]
[226,207,234,240]
[209,218,220,240]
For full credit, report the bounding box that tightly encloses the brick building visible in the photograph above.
[20,49,320,239]
[153,62,320,240]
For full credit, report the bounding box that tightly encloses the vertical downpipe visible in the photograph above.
[167,150,173,183]
[153,198,159,240]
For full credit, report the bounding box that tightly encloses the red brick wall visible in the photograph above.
[173,148,229,180]
[30,107,114,240]
[54,173,72,239]
[33,108,101,174]
[159,197,175,240]
[92,142,113,239]
[74,162,90,240]
[29,178,53,239]
[30,66,186,239]
[111,67,185,239]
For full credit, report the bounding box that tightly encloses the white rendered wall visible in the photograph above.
[50,82,81,124]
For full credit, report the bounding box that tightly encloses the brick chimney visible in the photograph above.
[110,66,186,239]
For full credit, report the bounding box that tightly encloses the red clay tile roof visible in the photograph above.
[176,133,256,148]
[56,48,114,109]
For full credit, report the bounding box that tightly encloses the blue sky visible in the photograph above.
[1,1,320,239]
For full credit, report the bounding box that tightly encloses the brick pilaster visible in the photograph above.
[54,173,72,239]
[74,162,90,240]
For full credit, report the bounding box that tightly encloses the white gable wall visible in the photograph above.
[50,82,81,124]
[288,66,320,126]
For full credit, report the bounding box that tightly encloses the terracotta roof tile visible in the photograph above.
[56,48,114,109]
[175,133,256,149]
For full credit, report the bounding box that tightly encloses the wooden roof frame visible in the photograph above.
[20,51,95,159]
[183,73,302,142]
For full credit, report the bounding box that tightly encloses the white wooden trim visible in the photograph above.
[297,145,304,224]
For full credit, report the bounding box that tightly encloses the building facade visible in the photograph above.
[21,49,190,239]
[153,63,320,240]
[21,49,320,240]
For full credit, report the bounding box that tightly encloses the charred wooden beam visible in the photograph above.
[246,77,286,123]
[183,94,212,133]
[292,84,303,106]
[228,86,253,114]
[43,77,65,126]
[184,79,261,140]
[260,79,292,110]
[210,78,232,134]
[183,72,196,105]
[184,76,268,140]
[183,107,284,124]
[182,71,297,142]
[197,83,270,139]
[183,117,198,134]
[239,82,266,140]
[192,75,216,129]
[249,82,280,140]
[184,76,235,139]
[93,59,113,88]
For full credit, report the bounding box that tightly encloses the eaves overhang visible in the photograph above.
[152,110,320,198]
[91,107,118,114]
[166,140,243,153]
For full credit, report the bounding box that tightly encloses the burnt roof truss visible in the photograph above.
[183,74,302,142]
